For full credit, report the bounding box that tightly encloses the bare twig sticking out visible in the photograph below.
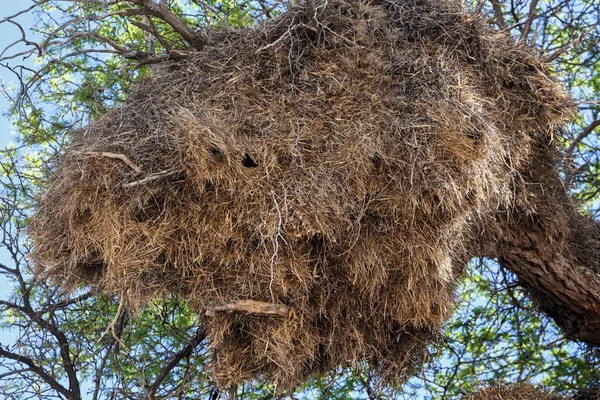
[82,151,142,173]
[565,119,600,161]
[122,169,179,188]
[206,300,290,317]
[564,118,600,187]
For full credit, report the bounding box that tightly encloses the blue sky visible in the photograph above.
[1,2,37,147]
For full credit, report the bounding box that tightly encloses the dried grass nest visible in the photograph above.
[462,384,565,400]
[30,0,574,389]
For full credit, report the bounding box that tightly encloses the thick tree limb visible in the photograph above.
[483,144,600,346]
[489,0,507,30]
[497,221,600,345]
[519,0,539,43]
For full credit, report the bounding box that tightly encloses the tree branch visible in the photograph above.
[16,296,83,398]
[0,346,72,398]
[519,0,539,43]
[565,119,600,161]
[130,0,205,50]
[481,143,600,345]
[146,327,206,398]
[489,0,507,30]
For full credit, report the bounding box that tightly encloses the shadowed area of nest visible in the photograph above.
[29,0,574,390]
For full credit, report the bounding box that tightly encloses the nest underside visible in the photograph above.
[462,384,566,400]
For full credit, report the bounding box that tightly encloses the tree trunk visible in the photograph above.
[483,142,600,346]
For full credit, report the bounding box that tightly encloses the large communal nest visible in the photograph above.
[30,0,574,390]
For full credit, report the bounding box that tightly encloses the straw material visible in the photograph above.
[29,0,575,389]
[462,384,565,400]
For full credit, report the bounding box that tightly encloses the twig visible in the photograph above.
[544,34,585,63]
[565,159,591,187]
[122,169,179,188]
[206,300,290,317]
[97,299,130,354]
[565,119,600,161]
[82,151,142,173]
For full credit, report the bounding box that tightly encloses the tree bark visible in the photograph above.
[496,219,600,345]
[482,142,600,346]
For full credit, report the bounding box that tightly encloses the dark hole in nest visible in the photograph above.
[242,153,258,168]
[75,207,93,224]
[276,152,292,166]
[309,233,326,248]
[372,152,382,168]
[308,233,328,267]
[465,129,482,141]
[155,253,167,265]
[77,251,106,282]
[209,146,224,161]
[249,238,261,252]
[464,188,476,205]
[202,180,216,194]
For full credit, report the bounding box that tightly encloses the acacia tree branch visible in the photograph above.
[0,346,72,398]
[489,0,507,30]
[39,291,96,314]
[146,327,206,398]
[544,33,585,63]
[519,0,539,43]
[129,19,172,52]
[92,338,117,400]
[565,119,600,161]
[0,262,17,275]
[20,306,82,398]
[6,269,84,400]
[130,0,205,50]
[0,0,50,24]
[481,143,600,346]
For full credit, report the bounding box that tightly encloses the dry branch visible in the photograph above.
[206,300,290,317]
[81,151,142,173]
[122,169,178,188]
